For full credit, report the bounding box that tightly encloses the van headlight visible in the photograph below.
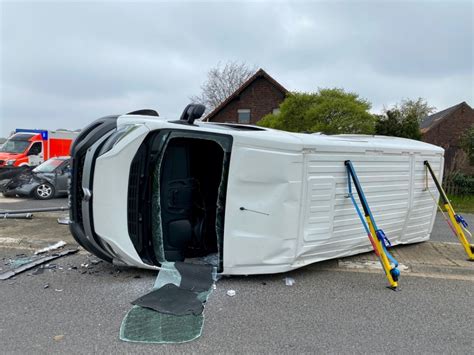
[98,124,140,156]
[6,160,16,166]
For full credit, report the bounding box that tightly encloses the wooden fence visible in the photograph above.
[442,180,462,195]
[443,176,474,196]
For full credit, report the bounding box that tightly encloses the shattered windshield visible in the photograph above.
[33,159,65,173]
[0,140,30,153]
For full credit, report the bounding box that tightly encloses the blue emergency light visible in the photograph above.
[15,129,48,140]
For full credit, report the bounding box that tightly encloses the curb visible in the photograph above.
[335,241,474,281]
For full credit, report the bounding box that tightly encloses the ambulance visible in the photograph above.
[0,129,77,167]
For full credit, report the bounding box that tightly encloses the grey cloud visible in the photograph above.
[1,0,472,136]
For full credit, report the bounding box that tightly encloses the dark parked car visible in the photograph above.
[1,156,71,199]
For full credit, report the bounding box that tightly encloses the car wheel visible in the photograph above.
[34,183,55,200]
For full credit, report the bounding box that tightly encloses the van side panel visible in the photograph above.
[296,150,443,265]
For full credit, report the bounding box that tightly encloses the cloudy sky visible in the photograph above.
[1,0,472,136]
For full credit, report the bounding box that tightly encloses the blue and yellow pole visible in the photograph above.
[345,160,400,289]
[424,161,474,260]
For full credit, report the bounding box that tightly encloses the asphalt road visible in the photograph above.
[1,248,473,354]
[0,196,68,212]
[430,212,474,243]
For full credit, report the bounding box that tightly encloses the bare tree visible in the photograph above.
[397,97,436,123]
[190,61,257,114]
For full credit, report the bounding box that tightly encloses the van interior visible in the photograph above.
[152,136,228,266]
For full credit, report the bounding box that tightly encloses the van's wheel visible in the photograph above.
[34,183,55,200]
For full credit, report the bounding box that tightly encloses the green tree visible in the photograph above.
[257,88,376,134]
[375,98,435,140]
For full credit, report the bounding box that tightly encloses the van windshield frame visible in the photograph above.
[0,140,30,154]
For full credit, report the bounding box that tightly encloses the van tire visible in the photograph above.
[34,183,55,200]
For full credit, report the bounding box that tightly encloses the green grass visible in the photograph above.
[447,194,474,214]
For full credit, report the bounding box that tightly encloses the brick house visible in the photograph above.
[421,101,474,175]
[204,68,288,125]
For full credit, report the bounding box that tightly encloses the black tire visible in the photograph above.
[33,183,55,200]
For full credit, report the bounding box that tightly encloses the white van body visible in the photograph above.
[70,113,443,275]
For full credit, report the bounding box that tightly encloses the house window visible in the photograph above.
[238,109,251,124]
[272,108,280,115]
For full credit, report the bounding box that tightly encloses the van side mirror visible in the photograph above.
[179,104,206,125]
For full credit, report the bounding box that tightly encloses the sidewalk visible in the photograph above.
[0,212,76,250]
[336,242,474,282]
[0,195,74,250]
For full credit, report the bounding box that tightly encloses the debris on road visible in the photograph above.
[132,284,204,316]
[0,206,68,214]
[284,277,295,286]
[120,261,215,344]
[32,266,45,275]
[7,255,34,268]
[34,240,67,255]
[53,335,65,341]
[57,216,70,225]
[0,212,33,219]
[226,289,236,296]
[0,249,79,281]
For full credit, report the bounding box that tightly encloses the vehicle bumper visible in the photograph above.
[7,184,36,197]
[92,123,157,269]
[69,116,157,269]
[69,116,119,262]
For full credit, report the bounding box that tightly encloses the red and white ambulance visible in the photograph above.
[0,129,78,167]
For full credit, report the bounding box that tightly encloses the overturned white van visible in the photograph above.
[69,105,444,275]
